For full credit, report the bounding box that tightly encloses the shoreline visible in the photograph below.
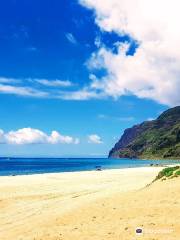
[1,157,180,177]
[0,167,164,180]
[0,162,176,178]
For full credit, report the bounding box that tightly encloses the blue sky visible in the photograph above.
[0,0,173,157]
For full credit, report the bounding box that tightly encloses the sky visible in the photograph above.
[0,0,179,157]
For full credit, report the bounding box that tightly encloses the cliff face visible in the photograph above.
[109,106,180,159]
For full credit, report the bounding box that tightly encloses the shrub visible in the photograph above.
[175,170,180,176]
[155,166,180,180]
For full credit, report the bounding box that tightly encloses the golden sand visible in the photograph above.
[0,167,179,240]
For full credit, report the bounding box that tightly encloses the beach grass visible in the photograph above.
[154,165,180,180]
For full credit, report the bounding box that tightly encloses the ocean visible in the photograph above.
[0,157,179,176]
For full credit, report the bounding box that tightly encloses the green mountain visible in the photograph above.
[109,106,180,160]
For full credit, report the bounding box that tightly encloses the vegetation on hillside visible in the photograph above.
[109,106,180,159]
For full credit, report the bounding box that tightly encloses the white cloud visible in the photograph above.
[0,84,48,98]
[88,134,103,144]
[79,0,180,106]
[0,128,79,145]
[47,130,79,144]
[0,77,21,84]
[57,88,105,100]
[0,77,73,98]
[65,33,77,45]
[6,128,47,145]
[35,79,73,87]
[0,77,100,101]
[0,129,5,143]
[94,36,102,48]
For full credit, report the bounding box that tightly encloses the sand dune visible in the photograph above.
[0,167,179,240]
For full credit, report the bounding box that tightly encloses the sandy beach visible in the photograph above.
[0,167,179,240]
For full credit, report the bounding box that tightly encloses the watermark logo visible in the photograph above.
[135,227,143,235]
[135,227,173,236]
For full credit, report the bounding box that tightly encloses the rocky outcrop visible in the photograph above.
[109,106,180,159]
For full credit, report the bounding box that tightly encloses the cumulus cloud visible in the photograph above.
[6,128,47,145]
[88,134,103,144]
[48,130,79,144]
[79,0,180,106]
[2,1,180,105]
[0,128,79,145]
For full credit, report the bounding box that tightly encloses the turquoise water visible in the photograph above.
[0,157,179,176]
